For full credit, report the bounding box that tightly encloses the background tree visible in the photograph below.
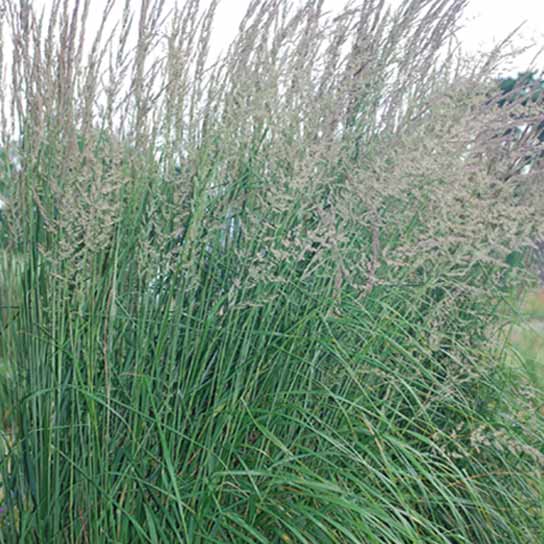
[495,71,544,282]
[496,70,544,177]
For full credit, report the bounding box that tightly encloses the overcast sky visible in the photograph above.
[457,0,543,74]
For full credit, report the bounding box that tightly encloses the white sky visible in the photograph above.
[458,0,544,75]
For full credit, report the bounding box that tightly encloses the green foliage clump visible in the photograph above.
[0,0,542,542]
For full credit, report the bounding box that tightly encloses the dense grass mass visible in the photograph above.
[0,0,543,542]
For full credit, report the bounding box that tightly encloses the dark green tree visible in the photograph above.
[496,70,544,153]
[496,71,544,282]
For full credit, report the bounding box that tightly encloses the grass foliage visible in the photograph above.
[0,0,543,541]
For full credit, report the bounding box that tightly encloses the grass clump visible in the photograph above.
[0,0,543,542]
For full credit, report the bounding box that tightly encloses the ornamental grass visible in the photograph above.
[0,0,542,542]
